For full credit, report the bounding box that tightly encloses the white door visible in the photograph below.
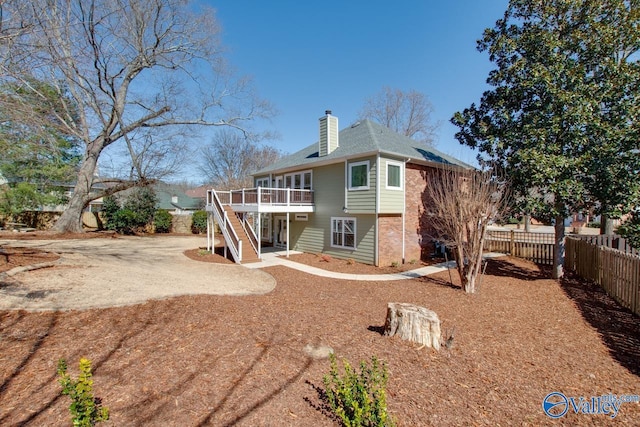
[274,215,287,247]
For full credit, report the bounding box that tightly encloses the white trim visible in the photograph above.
[283,169,313,190]
[385,160,403,190]
[348,160,370,191]
[331,217,356,250]
[256,177,269,187]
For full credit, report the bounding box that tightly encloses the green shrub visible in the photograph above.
[109,208,141,235]
[587,221,601,228]
[57,358,109,427]
[103,187,158,234]
[191,210,208,234]
[154,209,172,233]
[123,187,157,226]
[101,195,120,230]
[323,353,395,427]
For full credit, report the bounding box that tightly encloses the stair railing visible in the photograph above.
[239,214,259,257]
[210,190,242,263]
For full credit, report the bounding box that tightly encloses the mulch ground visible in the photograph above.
[1,240,639,426]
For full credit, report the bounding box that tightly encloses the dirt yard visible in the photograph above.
[1,234,639,426]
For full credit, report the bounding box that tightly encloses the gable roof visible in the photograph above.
[154,184,202,211]
[253,119,472,176]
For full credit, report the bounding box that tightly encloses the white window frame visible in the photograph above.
[256,177,270,187]
[331,217,356,250]
[348,160,370,191]
[385,160,403,190]
[284,170,313,190]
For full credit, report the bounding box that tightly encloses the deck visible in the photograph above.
[206,188,315,213]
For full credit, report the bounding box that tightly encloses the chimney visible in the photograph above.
[319,110,339,156]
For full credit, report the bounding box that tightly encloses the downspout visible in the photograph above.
[402,158,410,263]
[344,160,348,211]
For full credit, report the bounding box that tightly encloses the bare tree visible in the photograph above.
[424,167,509,293]
[359,87,438,145]
[198,128,281,189]
[0,0,274,232]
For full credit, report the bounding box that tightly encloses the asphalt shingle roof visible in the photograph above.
[254,119,472,176]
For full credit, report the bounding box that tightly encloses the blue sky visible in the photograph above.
[207,0,510,166]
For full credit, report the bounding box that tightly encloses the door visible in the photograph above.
[274,176,284,203]
[274,215,287,247]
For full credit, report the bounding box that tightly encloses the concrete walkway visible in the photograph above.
[245,249,506,281]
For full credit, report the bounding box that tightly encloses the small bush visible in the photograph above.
[390,261,399,268]
[587,221,601,228]
[57,358,109,427]
[323,353,395,427]
[154,209,172,233]
[109,208,141,234]
[191,210,208,234]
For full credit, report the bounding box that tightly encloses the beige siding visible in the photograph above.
[346,156,377,214]
[379,157,404,214]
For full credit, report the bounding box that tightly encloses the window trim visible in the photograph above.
[284,170,313,190]
[348,160,370,191]
[331,216,356,250]
[385,160,403,190]
[256,177,270,187]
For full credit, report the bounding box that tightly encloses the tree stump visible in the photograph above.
[383,303,441,350]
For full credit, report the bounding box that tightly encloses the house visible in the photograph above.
[205,111,471,265]
[154,184,203,214]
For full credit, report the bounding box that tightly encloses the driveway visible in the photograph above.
[0,235,276,311]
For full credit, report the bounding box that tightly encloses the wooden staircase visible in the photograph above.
[223,206,260,263]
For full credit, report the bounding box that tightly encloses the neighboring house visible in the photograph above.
[206,111,471,265]
[155,185,202,214]
[185,186,208,206]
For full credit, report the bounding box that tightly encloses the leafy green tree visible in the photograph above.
[0,79,82,215]
[452,0,639,278]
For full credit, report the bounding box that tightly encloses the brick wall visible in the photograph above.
[404,164,438,262]
[377,214,403,266]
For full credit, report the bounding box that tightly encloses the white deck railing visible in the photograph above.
[208,187,314,209]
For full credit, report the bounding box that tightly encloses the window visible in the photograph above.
[256,177,269,187]
[284,170,313,190]
[386,161,402,190]
[348,161,369,190]
[331,217,356,249]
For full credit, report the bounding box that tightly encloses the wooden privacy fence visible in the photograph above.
[565,237,640,316]
[484,230,555,265]
[575,234,639,256]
